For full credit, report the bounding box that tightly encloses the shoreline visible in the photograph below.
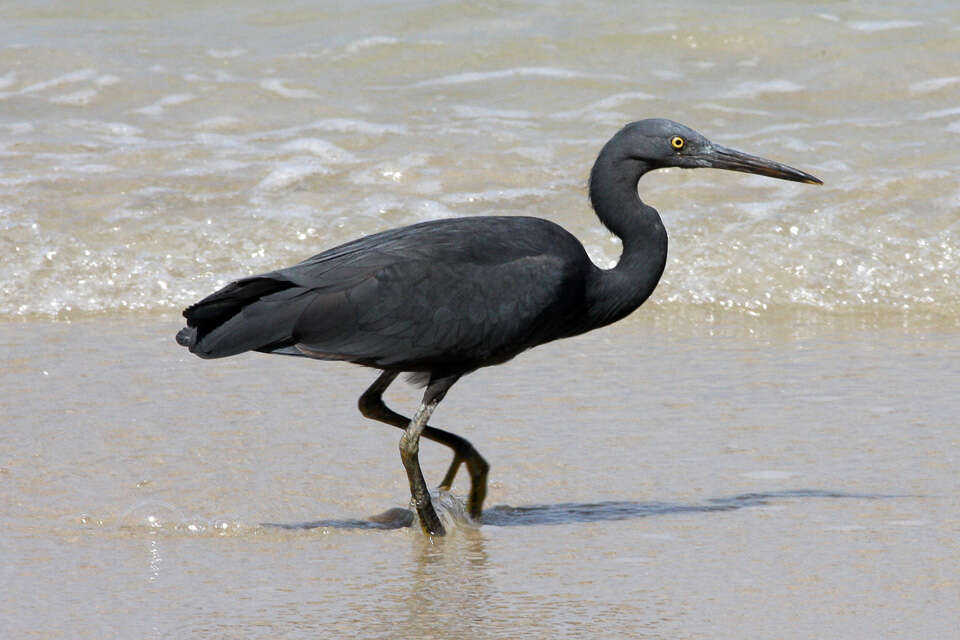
[4,302,958,335]
[3,304,957,640]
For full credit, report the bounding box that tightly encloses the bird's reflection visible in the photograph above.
[264,489,901,530]
[402,525,490,635]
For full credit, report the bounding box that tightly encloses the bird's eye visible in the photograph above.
[670,136,685,150]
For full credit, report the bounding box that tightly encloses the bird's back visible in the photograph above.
[178,216,593,374]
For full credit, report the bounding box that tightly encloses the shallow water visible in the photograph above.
[3,316,959,638]
[2,1,960,638]
[1,0,958,319]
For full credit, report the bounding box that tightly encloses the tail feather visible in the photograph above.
[176,276,306,358]
[176,326,195,347]
[183,276,295,326]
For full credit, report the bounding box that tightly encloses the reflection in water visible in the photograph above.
[481,489,902,526]
[265,502,495,638]
[147,539,162,582]
[265,489,477,531]
[265,507,415,531]
[263,489,900,531]
[404,530,491,637]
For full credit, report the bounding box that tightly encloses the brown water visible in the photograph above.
[3,315,958,638]
[2,1,959,319]
[2,0,959,637]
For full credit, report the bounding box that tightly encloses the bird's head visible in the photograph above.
[608,118,822,184]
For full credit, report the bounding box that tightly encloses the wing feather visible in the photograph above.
[178,216,589,369]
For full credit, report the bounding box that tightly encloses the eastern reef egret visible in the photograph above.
[176,118,821,535]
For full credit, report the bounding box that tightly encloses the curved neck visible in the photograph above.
[584,153,668,329]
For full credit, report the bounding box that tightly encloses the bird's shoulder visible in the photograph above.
[276,216,587,287]
[319,215,580,259]
[285,217,591,367]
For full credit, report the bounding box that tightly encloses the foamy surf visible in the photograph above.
[0,5,956,324]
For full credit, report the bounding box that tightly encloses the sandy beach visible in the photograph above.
[3,313,957,638]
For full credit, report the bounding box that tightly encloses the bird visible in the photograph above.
[176,118,821,536]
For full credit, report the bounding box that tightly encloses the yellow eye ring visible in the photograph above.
[670,136,685,150]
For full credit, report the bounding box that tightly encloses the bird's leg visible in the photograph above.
[399,375,459,536]
[359,371,489,521]
[438,442,488,521]
[400,400,443,535]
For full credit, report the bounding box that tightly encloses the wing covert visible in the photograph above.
[292,242,585,369]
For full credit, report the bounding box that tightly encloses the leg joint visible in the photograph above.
[399,432,419,459]
[358,371,398,419]
[358,390,380,419]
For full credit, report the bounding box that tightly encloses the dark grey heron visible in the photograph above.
[176,118,821,535]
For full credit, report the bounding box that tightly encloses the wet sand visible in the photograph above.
[2,313,957,638]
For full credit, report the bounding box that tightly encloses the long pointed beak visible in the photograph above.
[703,144,822,185]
